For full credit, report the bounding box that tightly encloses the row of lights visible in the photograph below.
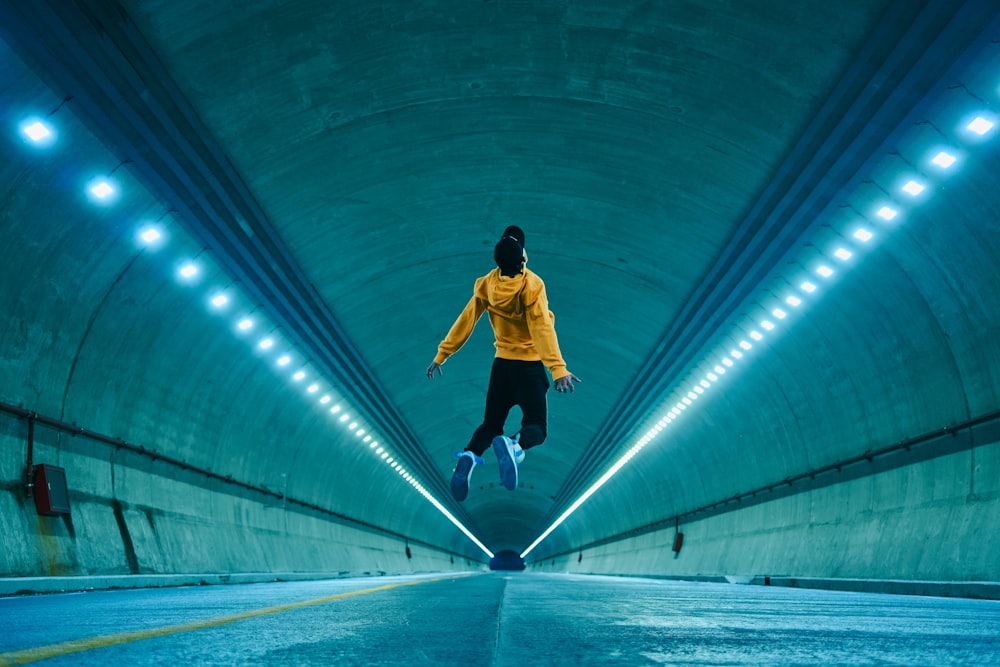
[19,113,494,558]
[520,102,996,558]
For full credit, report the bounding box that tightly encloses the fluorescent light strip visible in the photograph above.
[931,151,957,168]
[521,446,633,558]
[15,117,492,561]
[967,116,994,135]
[418,486,494,558]
[22,120,52,142]
[876,206,897,221]
[90,180,114,199]
[140,227,162,244]
[522,91,991,561]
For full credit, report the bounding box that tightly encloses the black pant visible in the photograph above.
[466,358,550,456]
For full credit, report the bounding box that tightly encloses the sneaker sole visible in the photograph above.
[493,436,518,490]
[451,455,474,502]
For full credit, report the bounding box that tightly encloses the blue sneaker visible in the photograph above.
[450,451,476,502]
[493,435,518,490]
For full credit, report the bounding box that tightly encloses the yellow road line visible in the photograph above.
[0,573,479,665]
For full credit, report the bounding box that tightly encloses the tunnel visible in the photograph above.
[1,0,999,664]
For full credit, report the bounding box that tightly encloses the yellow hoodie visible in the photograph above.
[435,267,571,380]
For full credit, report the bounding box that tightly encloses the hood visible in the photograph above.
[485,269,526,317]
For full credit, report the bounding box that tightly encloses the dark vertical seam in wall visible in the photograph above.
[111,499,140,574]
[58,252,144,444]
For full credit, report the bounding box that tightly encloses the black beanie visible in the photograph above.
[494,234,524,275]
[502,225,525,248]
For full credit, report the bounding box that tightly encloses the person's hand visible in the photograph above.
[427,361,443,380]
[554,373,581,394]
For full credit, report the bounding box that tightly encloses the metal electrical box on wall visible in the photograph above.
[33,464,71,516]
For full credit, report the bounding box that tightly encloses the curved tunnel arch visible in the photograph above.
[0,0,998,592]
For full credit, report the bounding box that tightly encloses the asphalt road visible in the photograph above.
[1,572,998,665]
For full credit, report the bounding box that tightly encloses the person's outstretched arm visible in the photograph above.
[427,293,486,379]
[524,284,580,392]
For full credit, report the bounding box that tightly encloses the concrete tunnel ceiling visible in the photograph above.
[1,1,999,564]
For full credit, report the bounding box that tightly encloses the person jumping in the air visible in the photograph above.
[427,226,580,502]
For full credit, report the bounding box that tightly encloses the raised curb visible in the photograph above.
[0,571,452,596]
[750,576,1000,600]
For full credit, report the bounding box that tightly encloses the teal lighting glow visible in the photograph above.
[178,263,198,280]
[237,318,253,330]
[834,248,852,260]
[292,370,306,381]
[258,337,274,350]
[329,404,342,413]
[853,228,873,242]
[800,281,817,293]
[785,295,802,307]
[210,293,228,308]
[902,180,925,196]
[276,355,291,366]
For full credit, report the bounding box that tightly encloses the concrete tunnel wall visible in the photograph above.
[527,150,1000,584]
[533,443,999,586]
[0,59,477,581]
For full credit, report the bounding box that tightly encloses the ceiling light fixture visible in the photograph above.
[967,116,994,135]
[89,180,114,199]
[139,227,162,245]
[21,119,52,143]
[876,206,898,221]
[931,151,957,168]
